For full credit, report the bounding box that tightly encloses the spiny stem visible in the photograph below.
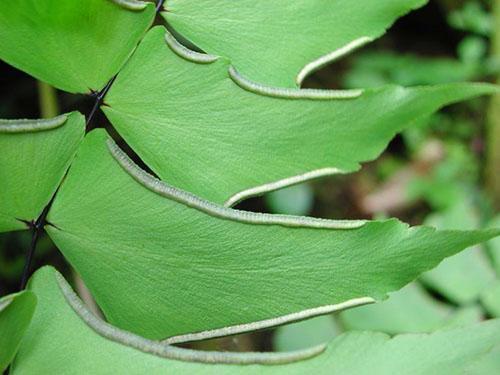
[19,0,166,291]
[156,0,165,12]
[86,0,164,130]
[19,227,38,289]
[86,76,116,131]
[19,83,59,290]
[19,212,45,290]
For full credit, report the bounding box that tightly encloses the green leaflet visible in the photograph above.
[103,26,499,205]
[420,199,497,305]
[0,0,155,93]
[339,198,500,334]
[0,291,37,371]
[12,267,500,374]
[163,0,427,88]
[0,112,85,233]
[46,129,500,340]
[12,267,326,373]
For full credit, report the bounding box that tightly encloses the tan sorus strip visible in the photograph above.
[0,297,12,312]
[56,271,326,365]
[225,168,347,208]
[229,66,363,100]
[163,297,376,345]
[296,36,374,87]
[107,138,367,230]
[162,30,364,99]
[108,0,148,11]
[0,114,67,133]
[165,31,219,64]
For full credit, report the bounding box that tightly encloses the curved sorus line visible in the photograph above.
[225,168,347,208]
[55,272,326,365]
[229,66,363,100]
[108,0,148,11]
[107,139,366,230]
[163,297,375,345]
[0,114,67,133]
[0,297,12,312]
[164,32,219,64]
[296,36,374,87]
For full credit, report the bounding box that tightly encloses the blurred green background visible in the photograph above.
[1,0,499,352]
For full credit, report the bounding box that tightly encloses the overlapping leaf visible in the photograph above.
[340,284,482,334]
[103,27,498,205]
[163,0,427,88]
[12,267,500,374]
[45,129,500,340]
[340,199,500,334]
[274,316,339,352]
[0,0,155,93]
[0,112,84,232]
[0,291,36,371]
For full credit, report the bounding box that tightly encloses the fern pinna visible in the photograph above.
[0,0,499,373]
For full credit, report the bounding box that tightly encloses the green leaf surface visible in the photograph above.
[10,266,324,374]
[12,267,500,375]
[46,129,500,340]
[420,244,496,304]
[0,112,85,233]
[339,283,482,334]
[0,291,37,371]
[163,0,427,88]
[0,0,155,93]
[465,346,500,375]
[103,26,498,205]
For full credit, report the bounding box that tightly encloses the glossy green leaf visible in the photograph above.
[46,129,500,341]
[163,0,427,88]
[0,0,155,93]
[0,112,85,233]
[340,283,482,334]
[103,26,498,205]
[12,267,500,375]
[0,291,37,371]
